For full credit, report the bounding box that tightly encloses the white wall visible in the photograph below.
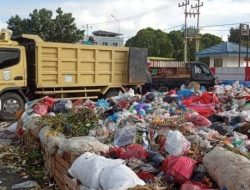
[223,57,245,67]
[209,56,245,67]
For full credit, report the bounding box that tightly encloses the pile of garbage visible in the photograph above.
[17,81,250,190]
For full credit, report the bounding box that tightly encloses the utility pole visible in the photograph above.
[179,0,189,64]
[83,24,92,36]
[191,0,203,61]
[111,14,121,46]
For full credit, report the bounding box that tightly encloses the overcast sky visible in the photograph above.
[0,0,250,41]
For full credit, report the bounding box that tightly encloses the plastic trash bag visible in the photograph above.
[68,152,124,189]
[6,122,18,133]
[120,144,149,160]
[180,180,216,190]
[186,114,212,127]
[161,156,197,184]
[199,92,218,104]
[38,126,66,155]
[60,136,109,156]
[99,164,145,190]
[96,99,110,110]
[21,109,41,130]
[147,151,165,168]
[177,89,194,98]
[53,99,72,113]
[88,125,110,143]
[114,126,137,147]
[42,96,56,109]
[33,103,49,116]
[11,181,38,189]
[164,130,191,156]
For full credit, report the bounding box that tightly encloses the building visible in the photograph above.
[82,30,123,46]
[196,42,250,67]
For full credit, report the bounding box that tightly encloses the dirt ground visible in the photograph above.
[0,122,56,190]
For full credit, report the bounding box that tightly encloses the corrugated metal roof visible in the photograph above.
[196,42,249,58]
[92,30,121,37]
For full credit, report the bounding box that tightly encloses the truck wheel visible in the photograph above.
[105,89,120,98]
[158,86,168,92]
[0,93,25,121]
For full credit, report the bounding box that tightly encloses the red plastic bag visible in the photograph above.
[118,100,130,109]
[199,92,218,104]
[42,97,55,109]
[189,115,212,127]
[161,156,197,184]
[136,171,155,182]
[181,180,217,190]
[187,104,216,117]
[32,103,48,116]
[120,144,149,160]
[109,147,126,158]
[183,96,201,106]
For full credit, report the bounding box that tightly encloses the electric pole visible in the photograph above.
[179,0,189,64]
[192,0,204,61]
[83,24,92,36]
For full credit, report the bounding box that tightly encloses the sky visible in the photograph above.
[0,0,250,42]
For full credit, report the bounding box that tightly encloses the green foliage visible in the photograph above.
[7,8,84,43]
[200,33,223,49]
[228,27,240,43]
[228,27,249,46]
[168,30,184,61]
[38,108,98,138]
[126,27,222,61]
[125,27,173,57]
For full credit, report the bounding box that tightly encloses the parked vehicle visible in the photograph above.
[149,62,216,91]
[0,29,147,120]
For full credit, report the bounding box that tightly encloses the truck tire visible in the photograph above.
[0,93,25,121]
[105,89,120,98]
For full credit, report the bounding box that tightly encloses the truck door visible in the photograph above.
[0,47,26,88]
[0,47,26,120]
[191,64,215,87]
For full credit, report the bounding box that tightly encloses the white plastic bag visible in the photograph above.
[68,152,124,190]
[164,130,191,156]
[99,164,145,190]
[38,126,66,155]
[60,136,109,156]
[21,109,41,129]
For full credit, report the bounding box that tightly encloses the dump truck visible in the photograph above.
[149,62,216,91]
[0,29,147,120]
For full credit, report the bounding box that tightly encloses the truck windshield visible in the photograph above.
[200,64,210,74]
[0,48,20,69]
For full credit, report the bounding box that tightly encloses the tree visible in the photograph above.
[228,27,249,46]
[168,30,184,61]
[125,27,173,57]
[200,33,223,49]
[228,27,240,43]
[7,8,84,43]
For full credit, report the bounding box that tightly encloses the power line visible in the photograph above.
[85,2,178,26]
[200,22,250,28]
[162,24,184,31]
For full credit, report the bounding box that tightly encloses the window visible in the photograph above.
[0,48,20,69]
[194,65,202,74]
[102,42,108,46]
[214,58,223,67]
[113,42,118,46]
[200,64,210,74]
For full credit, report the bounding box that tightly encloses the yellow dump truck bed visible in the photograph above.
[36,42,130,88]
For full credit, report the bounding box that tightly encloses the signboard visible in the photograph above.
[240,24,249,36]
